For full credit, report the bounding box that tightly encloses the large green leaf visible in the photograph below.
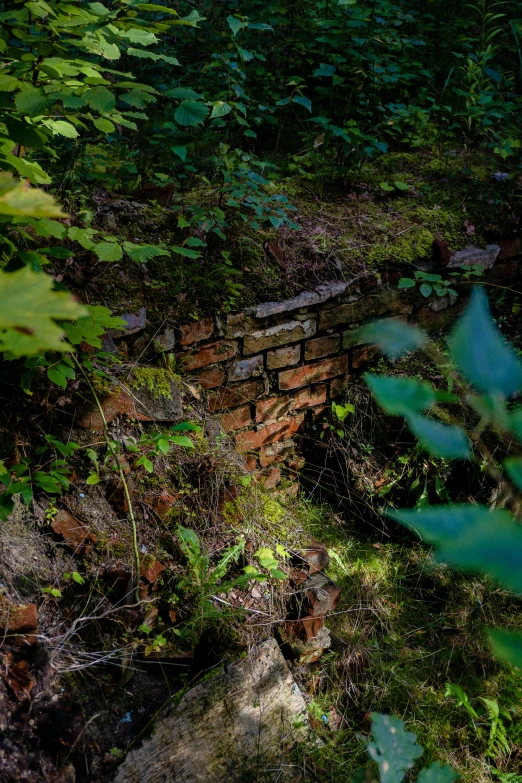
[417,762,459,782]
[4,117,49,147]
[93,241,123,262]
[83,86,116,113]
[488,628,522,669]
[0,266,86,357]
[504,457,522,491]
[15,87,54,116]
[356,319,427,359]
[388,504,508,545]
[62,305,126,348]
[0,174,65,217]
[405,412,471,460]
[123,241,170,264]
[174,100,209,126]
[365,374,436,416]
[367,713,423,783]
[448,287,522,397]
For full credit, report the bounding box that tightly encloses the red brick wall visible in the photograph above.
[175,256,521,486]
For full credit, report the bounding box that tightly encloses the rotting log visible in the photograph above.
[115,638,309,783]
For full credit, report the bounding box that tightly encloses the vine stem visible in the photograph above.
[72,354,141,602]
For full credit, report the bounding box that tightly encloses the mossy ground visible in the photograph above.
[61,149,520,324]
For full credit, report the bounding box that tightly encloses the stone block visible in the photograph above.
[266,344,301,370]
[448,243,500,270]
[260,467,282,489]
[227,354,264,382]
[218,405,252,432]
[304,334,340,361]
[246,280,349,318]
[295,384,327,409]
[256,395,294,423]
[279,355,348,390]
[51,509,97,554]
[108,307,147,338]
[179,317,214,345]
[235,415,304,453]
[243,319,316,354]
[179,339,237,371]
[207,379,266,412]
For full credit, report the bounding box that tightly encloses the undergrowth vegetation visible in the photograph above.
[2,1,522,782]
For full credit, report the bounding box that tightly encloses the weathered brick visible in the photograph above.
[244,454,258,471]
[227,354,264,383]
[235,415,304,453]
[218,405,252,432]
[194,365,225,390]
[304,334,339,361]
[243,319,316,354]
[260,467,282,489]
[179,318,214,346]
[330,375,351,398]
[295,384,327,409]
[207,379,266,412]
[179,339,237,371]
[319,294,391,329]
[279,355,348,391]
[256,395,293,423]
[259,439,295,467]
[266,344,301,370]
[351,345,379,369]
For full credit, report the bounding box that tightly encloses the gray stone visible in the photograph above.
[227,354,264,382]
[154,327,175,353]
[114,638,309,783]
[246,280,349,319]
[108,307,147,338]
[243,319,316,355]
[448,244,500,270]
[101,334,119,355]
[131,380,183,422]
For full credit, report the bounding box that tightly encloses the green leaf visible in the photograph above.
[356,320,426,359]
[123,241,170,264]
[313,63,336,77]
[127,47,180,65]
[47,367,68,387]
[172,422,201,432]
[62,305,126,348]
[380,181,394,191]
[397,278,416,289]
[405,412,471,460]
[94,241,123,262]
[488,628,522,669]
[0,266,86,357]
[417,762,459,782]
[0,174,65,218]
[71,571,86,585]
[365,374,436,416]
[0,494,15,523]
[42,120,78,138]
[393,180,410,190]
[15,87,54,116]
[86,473,100,485]
[227,15,248,36]
[388,504,509,545]
[83,86,116,113]
[292,95,312,112]
[174,100,209,126]
[5,117,49,147]
[171,246,201,258]
[157,438,169,455]
[210,101,232,119]
[367,713,423,783]
[270,568,287,579]
[419,283,433,298]
[504,457,522,491]
[171,145,187,161]
[164,88,202,100]
[170,435,194,449]
[448,286,522,397]
[93,117,115,134]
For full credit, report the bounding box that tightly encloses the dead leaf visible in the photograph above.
[2,653,34,700]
